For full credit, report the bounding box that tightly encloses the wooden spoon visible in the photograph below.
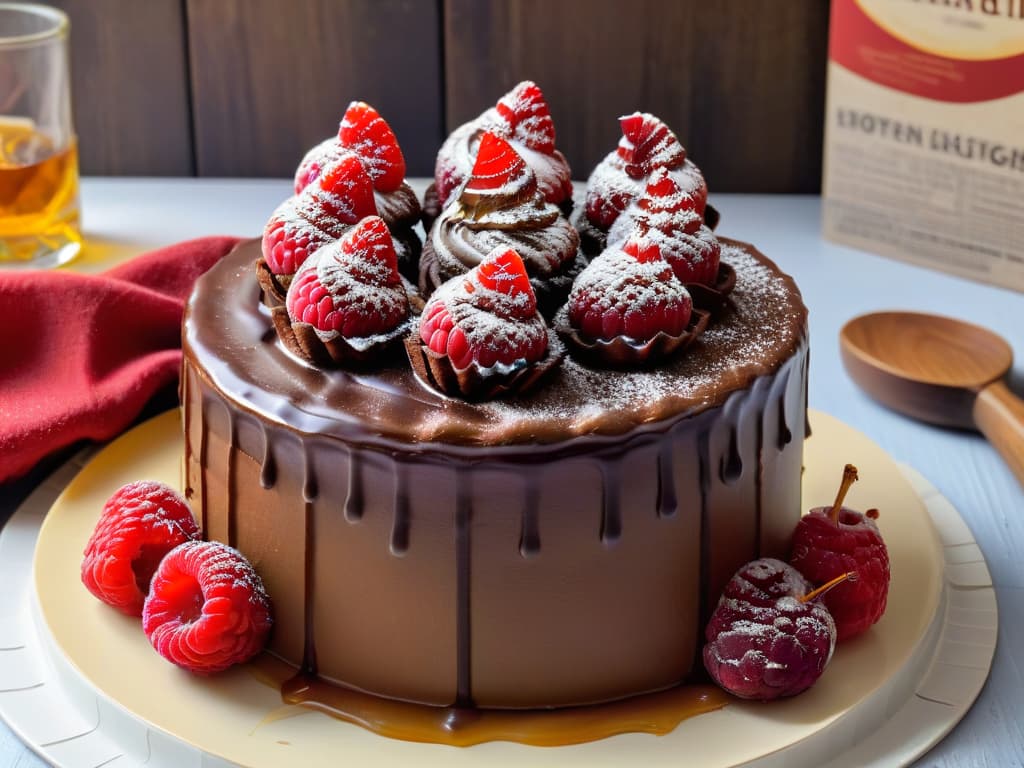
[840,311,1024,487]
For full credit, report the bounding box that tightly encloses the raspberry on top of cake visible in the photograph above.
[422,131,581,318]
[431,81,573,216]
[582,112,709,252]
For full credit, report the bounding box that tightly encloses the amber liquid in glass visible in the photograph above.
[0,119,81,264]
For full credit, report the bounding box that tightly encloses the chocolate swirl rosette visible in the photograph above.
[420,131,582,319]
[427,81,573,223]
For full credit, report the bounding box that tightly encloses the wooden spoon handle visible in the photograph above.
[973,379,1024,488]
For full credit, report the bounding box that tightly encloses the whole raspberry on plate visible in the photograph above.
[790,464,890,642]
[703,558,849,701]
[278,215,411,366]
[81,481,199,617]
[143,540,273,675]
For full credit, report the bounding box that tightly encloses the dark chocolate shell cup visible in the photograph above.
[255,258,290,309]
[272,306,412,369]
[685,261,736,315]
[554,306,710,369]
[405,328,564,401]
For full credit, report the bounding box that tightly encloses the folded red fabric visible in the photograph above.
[0,236,241,484]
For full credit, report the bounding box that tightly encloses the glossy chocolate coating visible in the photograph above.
[181,237,808,709]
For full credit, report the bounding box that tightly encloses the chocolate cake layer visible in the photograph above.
[181,237,808,709]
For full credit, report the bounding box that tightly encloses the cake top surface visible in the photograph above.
[185,237,806,452]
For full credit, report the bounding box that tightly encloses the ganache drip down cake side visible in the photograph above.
[180,83,809,713]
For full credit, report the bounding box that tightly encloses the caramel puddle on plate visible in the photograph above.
[250,655,728,747]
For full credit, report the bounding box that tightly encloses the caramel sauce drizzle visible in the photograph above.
[270,664,728,747]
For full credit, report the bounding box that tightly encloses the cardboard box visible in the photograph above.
[822,0,1024,292]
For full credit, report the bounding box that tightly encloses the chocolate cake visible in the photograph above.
[180,234,808,710]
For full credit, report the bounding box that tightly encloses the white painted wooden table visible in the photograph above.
[1,179,1021,768]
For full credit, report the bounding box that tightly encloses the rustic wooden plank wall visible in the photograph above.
[53,0,829,191]
[49,0,193,175]
[444,0,830,193]
[184,0,443,178]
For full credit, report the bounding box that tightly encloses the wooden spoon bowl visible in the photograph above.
[841,311,1024,487]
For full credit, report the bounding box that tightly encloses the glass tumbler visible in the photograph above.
[0,3,80,268]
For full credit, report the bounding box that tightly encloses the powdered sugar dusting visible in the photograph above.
[494,81,557,153]
[617,112,686,177]
[568,245,688,322]
[434,85,572,208]
[586,147,708,232]
[428,261,547,357]
[478,242,804,424]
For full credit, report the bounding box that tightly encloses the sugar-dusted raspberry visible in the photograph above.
[704,558,840,701]
[584,112,707,234]
[461,131,535,203]
[610,167,721,285]
[434,81,572,209]
[263,153,378,278]
[419,247,547,370]
[286,216,409,340]
[568,236,692,343]
[617,112,687,179]
[143,541,273,675]
[262,199,335,277]
[81,481,199,617]
[493,80,556,154]
[790,465,890,642]
[338,101,406,193]
[310,153,378,226]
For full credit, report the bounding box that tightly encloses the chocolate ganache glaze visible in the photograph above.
[181,236,808,712]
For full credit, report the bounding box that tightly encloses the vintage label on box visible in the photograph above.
[823,0,1024,292]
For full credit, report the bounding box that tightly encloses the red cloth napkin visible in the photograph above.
[0,236,241,484]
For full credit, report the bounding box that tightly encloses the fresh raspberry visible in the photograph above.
[338,101,406,193]
[493,80,556,153]
[568,236,692,343]
[286,216,408,339]
[81,481,199,617]
[293,138,343,194]
[704,558,839,701]
[463,131,533,197]
[622,167,720,285]
[617,112,687,179]
[263,153,377,278]
[312,153,377,225]
[789,465,890,642]
[419,247,547,370]
[261,199,335,276]
[143,541,273,675]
